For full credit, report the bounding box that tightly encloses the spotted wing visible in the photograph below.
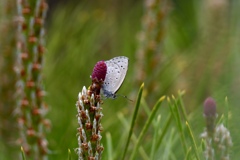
[102,56,128,95]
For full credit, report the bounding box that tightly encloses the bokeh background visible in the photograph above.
[0,0,240,159]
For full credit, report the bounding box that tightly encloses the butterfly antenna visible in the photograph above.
[117,94,134,102]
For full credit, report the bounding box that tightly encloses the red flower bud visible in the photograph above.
[204,97,217,117]
[91,61,107,81]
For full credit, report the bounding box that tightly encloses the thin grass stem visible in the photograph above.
[117,112,148,159]
[155,113,172,152]
[21,147,26,160]
[130,96,165,160]
[106,132,113,160]
[121,83,144,160]
[150,115,161,160]
[168,97,188,154]
[225,96,229,128]
[186,122,200,160]
[68,149,72,160]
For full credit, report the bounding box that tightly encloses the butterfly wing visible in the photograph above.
[102,56,128,97]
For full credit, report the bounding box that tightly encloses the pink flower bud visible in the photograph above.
[91,61,107,81]
[204,97,217,117]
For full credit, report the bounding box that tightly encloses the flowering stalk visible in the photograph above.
[75,61,106,160]
[15,0,50,159]
[135,0,167,94]
[201,97,232,160]
[0,0,17,152]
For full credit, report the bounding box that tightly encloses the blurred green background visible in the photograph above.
[1,0,240,159]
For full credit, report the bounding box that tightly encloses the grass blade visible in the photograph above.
[21,147,26,160]
[150,115,161,160]
[225,96,229,128]
[130,96,166,160]
[185,147,192,160]
[177,90,188,121]
[163,128,175,160]
[155,113,172,152]
[168,96,188,154]
[106,132,113,160]
[177,93,200,160]
[185,122,200,160]
[121,83,144,160]
[68,149,72,160]
[118,112,148,159]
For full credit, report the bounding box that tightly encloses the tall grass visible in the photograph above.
[0,0,239,159]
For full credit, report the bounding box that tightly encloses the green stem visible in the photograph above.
[130,96,165,160]
[121,83,144,160]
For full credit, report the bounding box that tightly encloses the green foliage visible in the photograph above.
[1,0,240,159]
[129,95,165,160]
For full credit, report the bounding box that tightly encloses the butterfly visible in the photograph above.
[102,56,129,99]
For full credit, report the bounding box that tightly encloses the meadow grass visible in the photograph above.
[0,0,240,159]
